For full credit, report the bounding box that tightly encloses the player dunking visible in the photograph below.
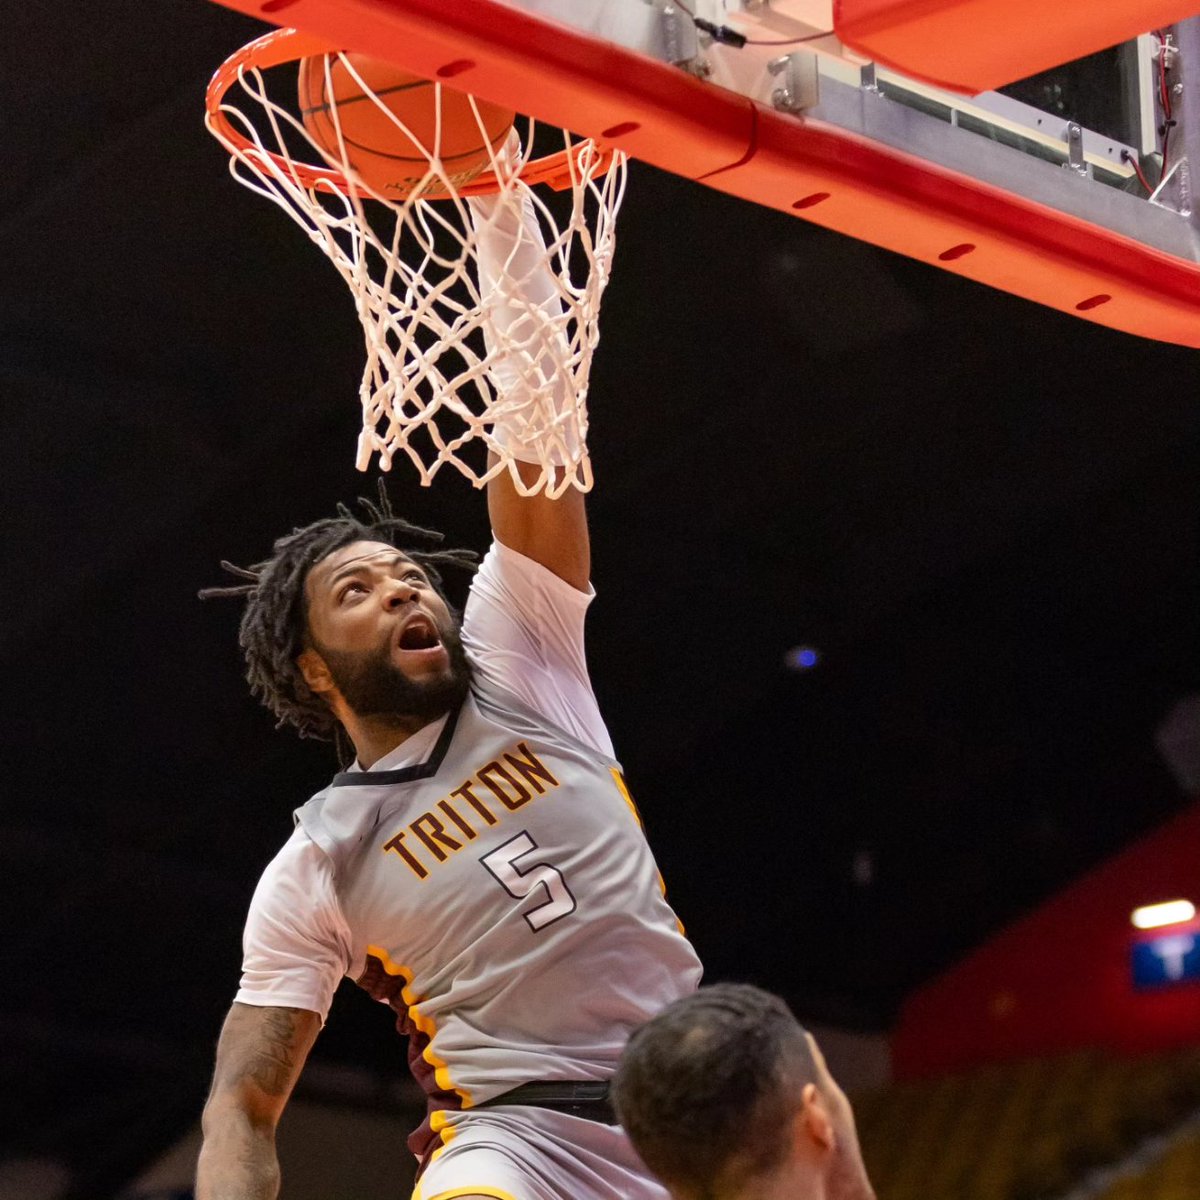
[196,187,702,1198]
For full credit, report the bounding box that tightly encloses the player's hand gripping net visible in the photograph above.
[206,30,628,497]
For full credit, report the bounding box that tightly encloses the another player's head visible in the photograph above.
[202,485,477,747]
[612,984,875,1200]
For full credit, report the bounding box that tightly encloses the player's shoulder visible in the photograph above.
[255,821,332,895]
[243,821,345,945]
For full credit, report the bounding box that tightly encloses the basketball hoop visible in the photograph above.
[205,27,628,496]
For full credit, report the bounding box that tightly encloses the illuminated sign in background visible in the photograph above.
[1131,930,1200,990]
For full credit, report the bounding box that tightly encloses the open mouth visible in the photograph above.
[398,615,442,652]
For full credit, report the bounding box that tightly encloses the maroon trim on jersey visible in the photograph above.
[356,953,464,1163]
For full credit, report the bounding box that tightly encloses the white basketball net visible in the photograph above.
[207,49,628,496]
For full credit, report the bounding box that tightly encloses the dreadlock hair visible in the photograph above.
[200,482,478,743]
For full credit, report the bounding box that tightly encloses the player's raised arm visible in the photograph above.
[487,459,589,592]
[196,1003,321,1200]
[468,183,590,592]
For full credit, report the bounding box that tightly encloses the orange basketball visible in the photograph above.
[299,54,515,199]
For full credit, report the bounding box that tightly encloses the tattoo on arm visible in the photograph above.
[234,1008,304,1096]
[197,1005,321,1199]
[211,1004,320,1115]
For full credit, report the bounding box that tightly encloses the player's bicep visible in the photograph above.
[204,1003,320,1130]
[487,458,589,592]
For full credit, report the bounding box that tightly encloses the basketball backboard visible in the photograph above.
[206,0,1200,347]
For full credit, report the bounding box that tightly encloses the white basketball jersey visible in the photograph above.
[294,671,702,1159]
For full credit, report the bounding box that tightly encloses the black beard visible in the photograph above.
[319,624,472,726]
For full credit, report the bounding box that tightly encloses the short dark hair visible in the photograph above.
[612,984,817,1200]
[200,483,477,741]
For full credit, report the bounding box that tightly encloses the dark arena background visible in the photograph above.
[4,3,1200,1199]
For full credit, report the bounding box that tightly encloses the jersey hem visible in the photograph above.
[491,536,594,602]
[231,992,329,1022]
[416,1189,518,1200]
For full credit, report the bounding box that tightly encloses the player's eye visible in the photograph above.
[405,570,426,583]
[339,580,368,601]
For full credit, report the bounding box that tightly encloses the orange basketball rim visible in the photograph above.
[205,26,622,196]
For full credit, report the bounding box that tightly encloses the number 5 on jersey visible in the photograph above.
[482,832,576,931]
